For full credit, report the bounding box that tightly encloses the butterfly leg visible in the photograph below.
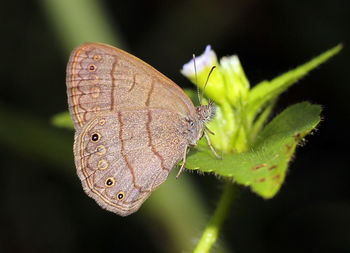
[176,146,188,179]
[204,130,222,159]
[205,126,215,135]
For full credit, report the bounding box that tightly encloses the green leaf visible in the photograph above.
[249,98,277,143]
[247,44,342,124]
[186,102,322,198]
[51,111,74,129]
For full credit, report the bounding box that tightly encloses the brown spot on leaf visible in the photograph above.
[268,165,277,170]
[294,133,301,141]
[272,174,281,180]
[256,177,266,183]
[253,163,267,171]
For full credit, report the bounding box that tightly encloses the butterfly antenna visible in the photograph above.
[200,66,216,104]
[192,54,201,106]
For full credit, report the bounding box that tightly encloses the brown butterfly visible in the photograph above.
[66,43,218,216]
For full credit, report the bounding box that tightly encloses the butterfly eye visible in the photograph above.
[105,177,115,187]
[117,192,125,200]
[91,132,101,142]
[185,117,195,127]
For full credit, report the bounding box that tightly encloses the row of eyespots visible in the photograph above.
[89,78,100,98]
[87,54,102,97]
[89,118,125,201]
[105,178,125,200]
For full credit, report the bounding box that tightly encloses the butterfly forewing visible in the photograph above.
[66,43,196,129]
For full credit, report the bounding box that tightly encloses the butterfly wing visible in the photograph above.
[67,42,198,215]
[75,110,189,216]
[66,42,196,130]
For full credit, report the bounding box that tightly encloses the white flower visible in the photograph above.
[181,45,218,78]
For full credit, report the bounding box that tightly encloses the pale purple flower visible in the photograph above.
[181,45,218,78]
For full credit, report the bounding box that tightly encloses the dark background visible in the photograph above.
[1,0,349,252]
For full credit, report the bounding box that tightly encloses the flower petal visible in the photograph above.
[181,45,218,78]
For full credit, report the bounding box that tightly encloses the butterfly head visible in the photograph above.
[196,99,216,125]
[186,100,216,146]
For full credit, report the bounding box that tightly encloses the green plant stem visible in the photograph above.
[194,182,237,253]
